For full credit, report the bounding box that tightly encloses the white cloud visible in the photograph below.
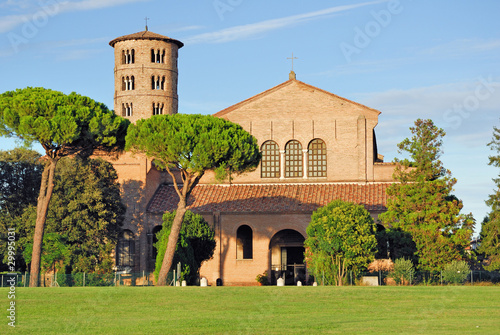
[0,0,149,33]
[56,48,104,61]
[183,1,388,45]
[420,39,500,58]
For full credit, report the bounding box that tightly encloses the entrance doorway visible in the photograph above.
[269,229,306,285]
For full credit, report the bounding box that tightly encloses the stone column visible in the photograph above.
[302,148,308,179]
[280,150,285,179]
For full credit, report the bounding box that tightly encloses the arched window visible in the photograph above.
[308,139,327,177]
[153,102,164,115]
[121,77,126,91]
[122,103,133,117]
[117,230,135,267]
[261,141,280,178]
[122,49,134,64]
[285,140,303,178]
[236,225,253,260]
[130,76,135,90]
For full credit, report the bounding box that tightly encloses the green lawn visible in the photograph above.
[2,286,500,334]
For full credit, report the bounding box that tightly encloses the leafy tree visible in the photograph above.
[375,228,417,264]
[0,148,42,216]
[0,87,129,286]
[126,114,260,285]
[442,260,470,285]
[154,210,215,284]
[305,199,377,286]
[380,119,474,273]
[479,123,500,270]
[19,157,125,274]
[0,148,42,271]
[389,258,415,285]
[23,233,69,273]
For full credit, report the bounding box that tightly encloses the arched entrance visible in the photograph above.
[269,229,306,285]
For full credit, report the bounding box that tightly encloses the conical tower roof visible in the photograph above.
[109,30,183,48]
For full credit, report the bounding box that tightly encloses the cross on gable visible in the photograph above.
[287,52,298,71]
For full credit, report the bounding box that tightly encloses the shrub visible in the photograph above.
[256,271,269,285]
[442,260,470,285]
[389,258,415,285]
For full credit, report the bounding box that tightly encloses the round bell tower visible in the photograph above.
[109,29,183,123]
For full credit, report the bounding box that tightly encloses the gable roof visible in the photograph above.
[213,79,381,118]
[148,183,390,214]
[109,30,184,48]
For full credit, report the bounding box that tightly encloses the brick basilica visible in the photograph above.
[108,29,396,285]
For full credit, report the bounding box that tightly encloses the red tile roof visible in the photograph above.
[147,183,391,214]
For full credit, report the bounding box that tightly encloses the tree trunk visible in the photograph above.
[29,159,57,287]
[156,197,187,286]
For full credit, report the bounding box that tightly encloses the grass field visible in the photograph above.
[2,286,500,334]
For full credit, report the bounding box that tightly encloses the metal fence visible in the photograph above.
[359,270,500,286]
[0,271,178,287]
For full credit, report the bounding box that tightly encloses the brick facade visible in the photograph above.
[107,30,396,285]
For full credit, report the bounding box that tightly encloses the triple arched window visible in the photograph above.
[152,76,165,90]
[153,102,164,115]
[122,76,135,91]
[261,139,327,178]
[122,49,135,64]
[122,103,133,117]
[151,49,166,63]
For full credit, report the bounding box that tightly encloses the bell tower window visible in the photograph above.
[122,49,135,64]
[122,76,135,91]
[151,76,165,90]
[153,102,164,115]
[151,49,165,63]
[122,103,133,117]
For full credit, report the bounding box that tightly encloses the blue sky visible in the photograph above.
[1,0,499,235]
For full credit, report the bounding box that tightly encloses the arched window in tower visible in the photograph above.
[151,49,155,63]
[308,139,327,177]
[121,50,126,64]
[153,102,164,115]
[125,76,130,90]
[117,230,135,268]
[121,77,126,91]
[130,76,135,90]
[236,225,253,260]
[122,103,133,117]
[125,50,130,64]
[131,49,135,63]
[285,140,303,178]
[261,140,280,178]
[161,76,165,90]
[161,49,165,63]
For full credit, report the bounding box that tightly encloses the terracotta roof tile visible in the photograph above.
[147,183,391,214]
[109,30,183,48]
